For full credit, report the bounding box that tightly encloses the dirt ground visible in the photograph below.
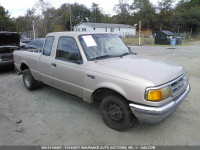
[0,45,200,146]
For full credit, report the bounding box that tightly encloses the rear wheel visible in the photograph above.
[23,69,37,90]
[100,94,135,131]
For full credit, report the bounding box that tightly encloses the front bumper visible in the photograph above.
[0,60,14,67]
[129,84,190,124]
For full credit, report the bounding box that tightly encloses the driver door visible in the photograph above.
[50,36,84,97]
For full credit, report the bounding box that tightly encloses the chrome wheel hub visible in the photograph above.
[24,74,30,87]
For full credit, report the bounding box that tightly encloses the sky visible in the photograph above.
[0,0,159,18]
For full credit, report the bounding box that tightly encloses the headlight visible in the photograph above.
[147,86,171,101]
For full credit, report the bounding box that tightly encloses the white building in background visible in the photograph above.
[73,22,136,37]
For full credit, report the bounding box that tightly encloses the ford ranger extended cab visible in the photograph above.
[14,32,190,131]
[0,32,20,67]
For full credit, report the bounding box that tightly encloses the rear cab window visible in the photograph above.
[43,36,54,56]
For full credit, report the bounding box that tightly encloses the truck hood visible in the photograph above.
[94,55,185,85]
[0,32,20,47]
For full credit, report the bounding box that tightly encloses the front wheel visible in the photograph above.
[23,69,37,90]
[100,94,135,131]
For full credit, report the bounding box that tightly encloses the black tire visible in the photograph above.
[100,94,134,131]
[23,69,37,90]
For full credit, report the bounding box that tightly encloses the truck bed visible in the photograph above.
[14,50,41,78]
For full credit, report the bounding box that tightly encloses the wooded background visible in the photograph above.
[0,0,200,39]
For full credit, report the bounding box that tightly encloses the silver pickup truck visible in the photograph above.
[14,32,190,131]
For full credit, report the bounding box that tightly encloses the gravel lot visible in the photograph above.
[0,45,200,146]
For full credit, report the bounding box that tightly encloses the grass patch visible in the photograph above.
[181,39,200,46]
[122,37,200,46]
[122,37,154,46]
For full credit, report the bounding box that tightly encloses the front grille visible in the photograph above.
[0,53,13,61]
[0,48,16,61]
[1,55,13,61]
[170,74,187,97]
[0,48,16,54]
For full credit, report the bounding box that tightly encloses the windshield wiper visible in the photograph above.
[119,52,130,58]
[119,52,137,58]
[90,55,114,61]
[90,52,136,61]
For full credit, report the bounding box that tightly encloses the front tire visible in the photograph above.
[23,69,37,90]
[100,94,134,131]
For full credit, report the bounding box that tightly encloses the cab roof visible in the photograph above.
[46,31,115,37]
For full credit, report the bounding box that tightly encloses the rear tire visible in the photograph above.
[100,94,135,131]
[23,69,37,90]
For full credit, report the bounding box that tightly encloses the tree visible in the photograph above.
[14,8,40,38]
[113,0,131,24]
[57,3,91,31]
[101,14,113,23]
[0,5,15,31]
[42,7,62,33]
[156,0,175,31]
[70,3,91,27]
[57,4,71,31]
[131,0,156,29]
[34,0,52,36]
[14,0,52,38]
[90,3,103,23]
[173,0,200,35]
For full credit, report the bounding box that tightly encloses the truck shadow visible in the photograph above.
[37,83,159,132]
[0,65,15,74]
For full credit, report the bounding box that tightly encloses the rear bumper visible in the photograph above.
[0,60,14,66]
[129,84,190,124]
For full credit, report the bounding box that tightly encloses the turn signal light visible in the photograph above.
[147,89,162,101]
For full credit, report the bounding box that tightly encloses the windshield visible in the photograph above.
[79,34,130,60]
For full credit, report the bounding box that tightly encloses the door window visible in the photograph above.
[56,36,82,63]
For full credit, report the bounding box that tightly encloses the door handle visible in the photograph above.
[51,63,56,67]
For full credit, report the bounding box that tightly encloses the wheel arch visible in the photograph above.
[91,87,130,105]
[20,62,29,72]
